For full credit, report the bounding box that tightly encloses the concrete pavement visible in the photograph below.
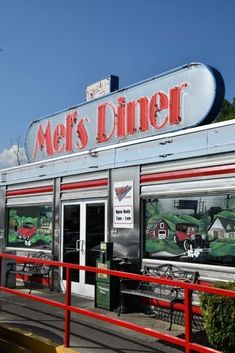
[0,289,208,353]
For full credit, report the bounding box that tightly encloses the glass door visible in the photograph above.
[62,201,107,297]
[62,204,81,285]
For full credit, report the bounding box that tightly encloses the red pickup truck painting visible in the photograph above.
[17,224,37,246]
[173,223,206,250]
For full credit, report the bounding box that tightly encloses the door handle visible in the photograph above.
[76,239,82,251]
[76,239,86,254]
[81,240,86,255]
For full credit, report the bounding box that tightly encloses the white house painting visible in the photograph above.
[208,217,235,239]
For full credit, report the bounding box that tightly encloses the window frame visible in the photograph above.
[6,203,53,252]
[142,192,235,266]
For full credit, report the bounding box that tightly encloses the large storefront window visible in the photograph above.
[7,205,53,250]
[144,194,235,265]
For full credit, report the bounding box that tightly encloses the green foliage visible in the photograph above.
[198,215,211,234]
[217,210,235,220]
[210,239,235,256]
[30,232,52,244]
[145,238,182,254]
[8,230,52,246]
[146,201,160,220]
[200,281,235,352]
[177,214,200,225]
[215,98,235,122]
[8,232,20,243]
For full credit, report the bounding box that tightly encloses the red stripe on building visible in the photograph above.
[61,178,108,191]
[6,185,53,197]
[141,164,235,183]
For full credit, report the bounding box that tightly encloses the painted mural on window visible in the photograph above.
[144,195,235,265]
[7,206,53,250]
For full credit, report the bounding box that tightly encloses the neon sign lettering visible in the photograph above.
[33,83,188,158]
[25,63,225,162]
[33,111,88,158]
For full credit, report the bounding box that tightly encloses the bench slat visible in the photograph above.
[118,263,200,330]
[6,251,54,293]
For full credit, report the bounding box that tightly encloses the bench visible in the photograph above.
[6,251,54,294]
[118,263,200,330]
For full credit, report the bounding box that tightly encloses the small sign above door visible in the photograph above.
[113,180,134,229]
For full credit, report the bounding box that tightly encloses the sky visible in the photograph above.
[0,0,235,168]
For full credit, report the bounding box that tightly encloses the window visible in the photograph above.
[7,205,53,250]
[158,230,166,239]
[144,194,235,265]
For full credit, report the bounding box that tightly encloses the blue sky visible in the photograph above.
[0,0,235,167]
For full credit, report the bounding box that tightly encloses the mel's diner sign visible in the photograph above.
[25,63,224,162]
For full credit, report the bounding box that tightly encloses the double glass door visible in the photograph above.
[62,200,107,297]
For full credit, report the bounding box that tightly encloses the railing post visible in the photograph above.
[64,266,71,347]
[184,287,193,353]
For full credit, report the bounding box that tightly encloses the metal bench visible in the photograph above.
[6,251,54,294]
[118,263,200,330]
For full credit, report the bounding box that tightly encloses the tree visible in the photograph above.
[10,136,27,166]
[215,98,235,122]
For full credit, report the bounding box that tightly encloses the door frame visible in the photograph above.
[61,199,108,298]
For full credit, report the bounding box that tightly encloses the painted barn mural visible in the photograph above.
[145,194,235,265]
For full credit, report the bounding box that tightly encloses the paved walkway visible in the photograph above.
[0,289,208,353]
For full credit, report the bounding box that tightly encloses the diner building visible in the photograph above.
[1,62,235,298]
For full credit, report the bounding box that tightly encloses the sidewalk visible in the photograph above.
[0,289,208,353]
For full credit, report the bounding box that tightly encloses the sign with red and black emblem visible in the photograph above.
[113,181,134,228]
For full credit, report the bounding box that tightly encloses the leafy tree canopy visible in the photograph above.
[215,98,235,122]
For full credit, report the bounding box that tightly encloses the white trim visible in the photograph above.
[5,247,51,253]
[2,120,235,174]
[142,258,235,275]
[61,199,107,298]
[141,178,235,197]
[6,197,53,206]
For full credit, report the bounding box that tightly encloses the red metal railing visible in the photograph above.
[0,253,234,353]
